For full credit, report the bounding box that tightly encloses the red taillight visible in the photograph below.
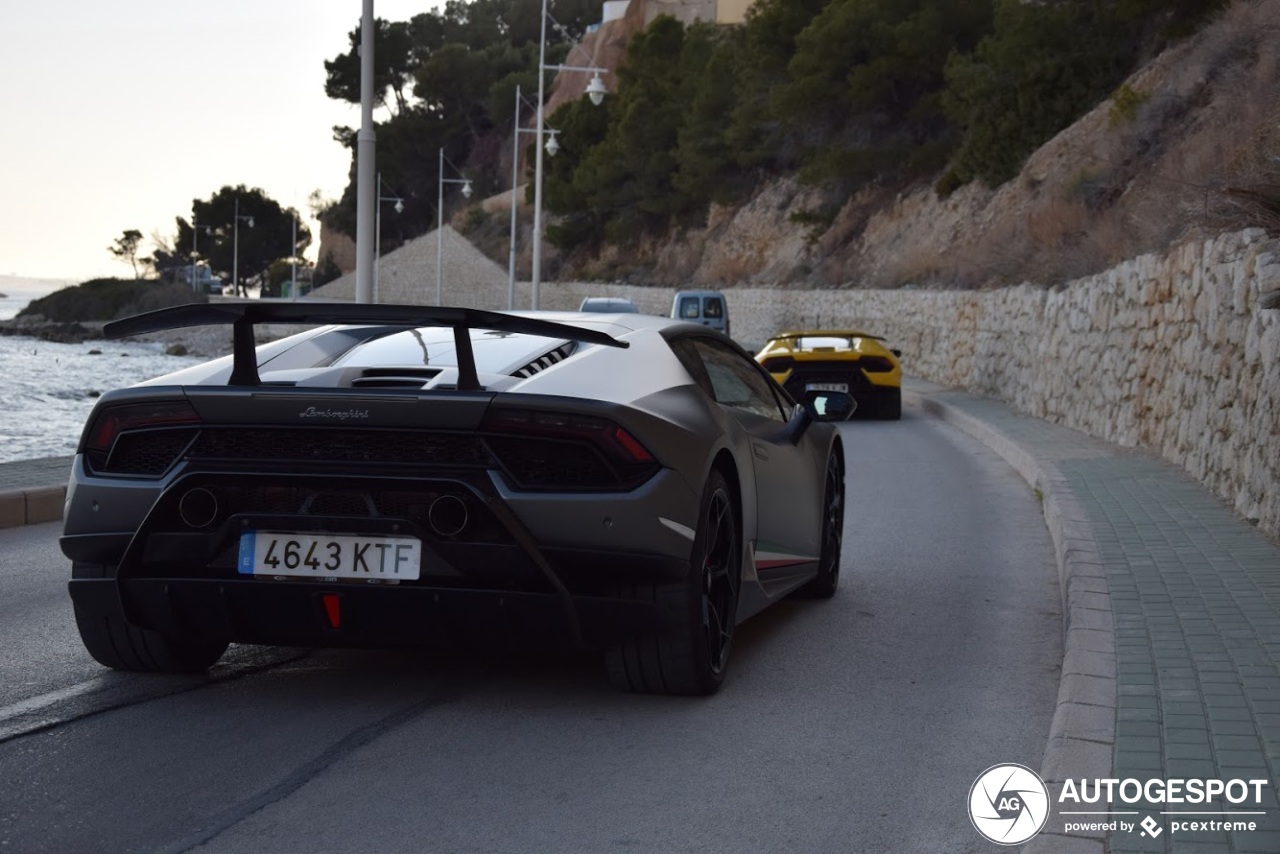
[859,356,895,373]
[482,408,656,464]
[761,356,793,373]
[612,426,653,462]
[87,401,201,455]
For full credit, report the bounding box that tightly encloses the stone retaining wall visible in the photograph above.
[520,229,1280,539]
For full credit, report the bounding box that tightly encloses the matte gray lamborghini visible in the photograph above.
[61,304,852,695]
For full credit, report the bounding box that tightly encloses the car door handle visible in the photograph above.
[752,442,769,461]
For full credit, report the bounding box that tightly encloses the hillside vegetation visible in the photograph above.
[604,0,1280,290]
[320,0,1278,290]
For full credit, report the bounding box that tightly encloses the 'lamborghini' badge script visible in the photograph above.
[298,407,371,420]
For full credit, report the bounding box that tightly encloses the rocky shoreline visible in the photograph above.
[0,313,297,358]
[0,315,103,344]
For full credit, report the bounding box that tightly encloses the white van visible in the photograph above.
[671,289,729,336]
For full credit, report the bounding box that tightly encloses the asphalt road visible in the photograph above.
[0,404,1063,854]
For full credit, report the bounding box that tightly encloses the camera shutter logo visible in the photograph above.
[969,763,1050,845]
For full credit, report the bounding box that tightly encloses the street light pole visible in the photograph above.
[531,0,549,310]
[189,217,210,294]
[530,0,608,310]
[436,147,473,307]
[232,197,254,298]
[354,0,376,303]
[510,84,561,311]
[290,210,297,302]
[190,219,198,295]
[375,171,404,304]
[509,84,521,311]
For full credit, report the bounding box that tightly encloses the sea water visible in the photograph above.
[0,277,204,463]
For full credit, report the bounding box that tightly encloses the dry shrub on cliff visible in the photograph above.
[968,0,1280,287]
[955,0,1275,290]
[701,254,761,285]
[1211,115,1280,235]
[1096,0,1280,246]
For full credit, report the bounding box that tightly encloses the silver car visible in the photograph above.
[61,304,851,695]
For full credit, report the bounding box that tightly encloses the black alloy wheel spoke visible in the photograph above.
[824,462,843,566]
[700,490,736,673]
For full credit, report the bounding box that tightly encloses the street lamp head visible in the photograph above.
[394,199,404,214]
[461,181,473,199]
[545,131,560,157]
[586,73,607,106]
[247,217,255,229]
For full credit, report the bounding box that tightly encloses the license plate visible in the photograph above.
[238,532,421,580]
[806,382,848,392]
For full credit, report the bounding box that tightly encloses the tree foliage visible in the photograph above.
[107,229,145,279]
[316,0,1227,261]
[775,0,991,185]
[943,1,1138,187]
[174,186,311,297]
[325,19,418,116]
[321,0,604,242]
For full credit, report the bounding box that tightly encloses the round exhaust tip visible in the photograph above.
[178,487,219,529]
[428,494,468,538]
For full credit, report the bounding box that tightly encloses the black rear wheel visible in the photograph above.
[606,469,740,695]
[798,451,844,598]
[71,579,228,673]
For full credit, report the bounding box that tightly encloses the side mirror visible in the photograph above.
[802,390,856,422]
[891,349,902,358]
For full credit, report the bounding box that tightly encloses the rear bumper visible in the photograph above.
[62,460,701,650]
[69,575,672,649]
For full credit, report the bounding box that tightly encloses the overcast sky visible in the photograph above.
[1,0,436,281]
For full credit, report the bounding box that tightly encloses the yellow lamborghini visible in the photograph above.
[756,330,902,420]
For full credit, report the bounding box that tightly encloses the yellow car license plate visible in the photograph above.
[806,382,848,392]
[237,532,421,580]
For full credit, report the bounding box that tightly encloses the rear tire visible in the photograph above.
[606,469,740,695]
[797,451,844,598]
[877,387,902,420]
[72,590,228,673]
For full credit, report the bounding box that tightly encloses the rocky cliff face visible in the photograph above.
[319,2,1277,291]
[554,0,1279,292]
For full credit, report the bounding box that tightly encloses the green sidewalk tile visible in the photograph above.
[1211,735,1264,752]
[1165,743,1215,761]
[1114,751,1165,773]
[1205,720,1262,737]
[1119,721,1164,738]
[1204,706,1255,722]
[1237,833,1280,854]
[1165,759,1218,778]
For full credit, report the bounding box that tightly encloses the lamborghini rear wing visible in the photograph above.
[768,330,887,342]
[104,302,629,389]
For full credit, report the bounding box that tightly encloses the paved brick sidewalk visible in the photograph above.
[905,380,1280,853]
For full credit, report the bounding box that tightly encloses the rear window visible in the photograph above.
[679,297,701,319]
[581,298,637,313]
[331,328,566,373]
[703,297,724,319]
[798,336,851,350]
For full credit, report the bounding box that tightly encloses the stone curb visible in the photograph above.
[0,486,66,529]
[904,389,1113,854]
